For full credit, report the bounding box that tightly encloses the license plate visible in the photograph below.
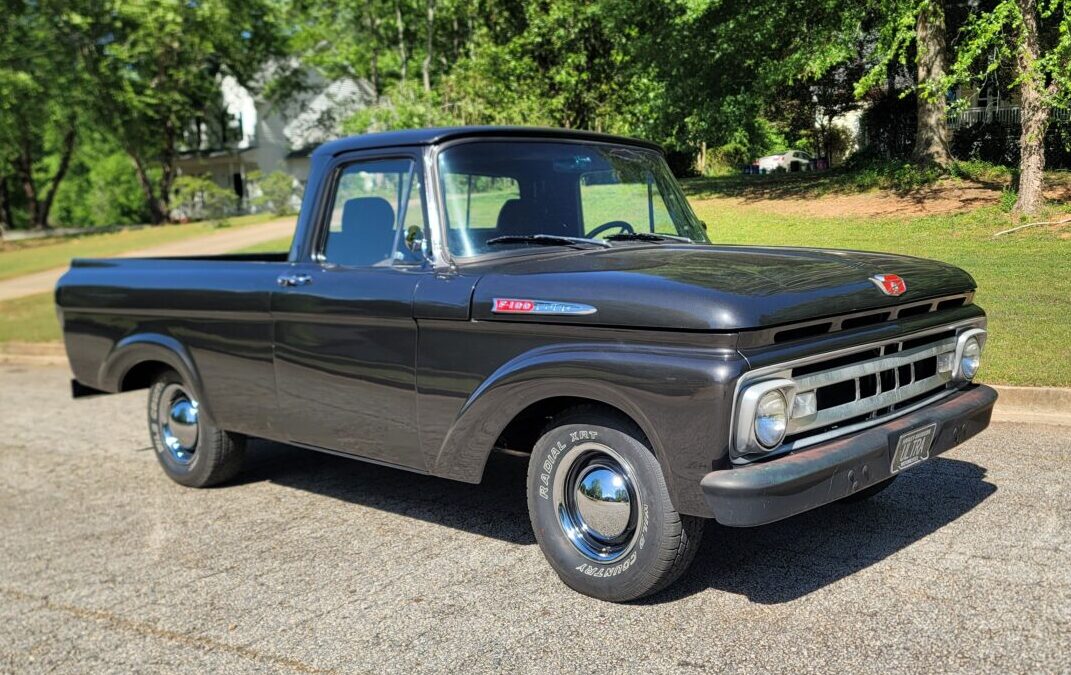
[891,423,937,474]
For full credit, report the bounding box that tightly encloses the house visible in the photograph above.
[175,70,376,211]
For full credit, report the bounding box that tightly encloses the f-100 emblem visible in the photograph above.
[492,298,597,315]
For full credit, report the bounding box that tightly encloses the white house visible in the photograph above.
[176,71,376,210]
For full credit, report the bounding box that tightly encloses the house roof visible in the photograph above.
[310,126,665,158]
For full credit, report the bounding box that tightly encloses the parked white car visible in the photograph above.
[756,150,813,173]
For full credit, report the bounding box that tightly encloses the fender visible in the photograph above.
[429,342,746,517]
[99,333,210,419]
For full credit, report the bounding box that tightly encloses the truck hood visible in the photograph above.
[469,244,976,331]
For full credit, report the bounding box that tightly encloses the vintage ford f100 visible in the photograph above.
[57,127,996,601]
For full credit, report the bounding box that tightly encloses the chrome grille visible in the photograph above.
[731,321,985,462]
[786,332,956,439]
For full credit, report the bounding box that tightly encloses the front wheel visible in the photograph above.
[527,407,704,602]
[147,370,245,487]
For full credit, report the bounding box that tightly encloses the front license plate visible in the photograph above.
[891,423,938,474]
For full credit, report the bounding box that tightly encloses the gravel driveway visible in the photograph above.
[2,364,1068,673]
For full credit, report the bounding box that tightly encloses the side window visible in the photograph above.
[322,158,426,267]
[580,170,675,235]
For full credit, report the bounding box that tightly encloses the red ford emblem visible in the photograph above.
[870,274,907,296]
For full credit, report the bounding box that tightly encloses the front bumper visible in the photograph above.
[701,384,997,527]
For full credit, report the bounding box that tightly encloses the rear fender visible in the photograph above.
[99,334,209,419]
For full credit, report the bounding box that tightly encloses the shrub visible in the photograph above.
[171,174,239,224]
[999,188,1018,212]
[248,170,300,216]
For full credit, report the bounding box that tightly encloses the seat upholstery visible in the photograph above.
[495,199,536,236]
[327,196,397,266]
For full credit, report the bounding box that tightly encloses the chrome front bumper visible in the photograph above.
[702,384,997,527]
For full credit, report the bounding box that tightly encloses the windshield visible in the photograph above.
[437,141,708,257]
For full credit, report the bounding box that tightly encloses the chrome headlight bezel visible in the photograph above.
[734,378,796,456]
[952,328,987,382]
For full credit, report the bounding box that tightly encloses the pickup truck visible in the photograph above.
[57,126,997,602]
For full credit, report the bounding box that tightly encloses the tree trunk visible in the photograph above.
[0,176,12,236]
[128,150,166,224]
[37,126,77,229]
[423,0,436,93]
[396,1,409,82]
[912,0,952,167]
[14,149,43,229]
[1013,0,1049,215]
[156,118,177,221]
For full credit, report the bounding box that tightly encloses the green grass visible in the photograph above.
[0,292,60,342]
[235,236,293,254]
[0,213,278,282]
[691,198,1071,386]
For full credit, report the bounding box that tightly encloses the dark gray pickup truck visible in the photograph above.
[57,127,996,601]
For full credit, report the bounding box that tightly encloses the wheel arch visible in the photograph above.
[99,334,208,411]
[426,343,739,517]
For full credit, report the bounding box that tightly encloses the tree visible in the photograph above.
[0,1,87,229]
[952,0,1071,214]
[76,0,284,223]
[913,1,953,166]
[856,0,954,166]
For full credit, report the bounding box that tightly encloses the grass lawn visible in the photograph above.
[689,191,1070,387]
[0,292,59,343]
[235,236,293,254]
[0,213,278,282]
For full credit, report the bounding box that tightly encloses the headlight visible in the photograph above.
[960,336,981,380]
[754,390,788,449]
[734,378,795,457]
[953,328,986,382]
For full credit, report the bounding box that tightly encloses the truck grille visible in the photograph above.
[784,330,957,445]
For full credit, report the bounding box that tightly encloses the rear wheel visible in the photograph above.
[527,407,703,602]
[147,370,245,487]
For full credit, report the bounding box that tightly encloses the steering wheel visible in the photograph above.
[587,220,635,238]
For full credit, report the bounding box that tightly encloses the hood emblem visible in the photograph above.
[493,298,597,316]
[870,274,907,296]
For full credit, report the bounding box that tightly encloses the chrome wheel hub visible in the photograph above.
[553,442,641,563]
[158,383,199,465]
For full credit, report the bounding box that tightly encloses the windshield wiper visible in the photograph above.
[605,232,694,244]
[486,234,611,249]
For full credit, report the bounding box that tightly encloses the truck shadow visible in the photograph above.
[240,442,992,605]
[239,440,537,545]
[649,457,994,605]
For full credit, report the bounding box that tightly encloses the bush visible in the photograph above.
[249,170,300,216]
[999,188,1018,212]
[171,175,238,224]
[948,159,1014,186]
[841,155,944,193]
[52,145,152,227]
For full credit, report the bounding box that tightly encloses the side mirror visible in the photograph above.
[405,225,426,257]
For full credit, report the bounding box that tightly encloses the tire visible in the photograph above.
[526,406,704,602]
[840,475,898,503]
[147,370,245,487]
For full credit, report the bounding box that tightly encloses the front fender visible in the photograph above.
[431,343,745,517]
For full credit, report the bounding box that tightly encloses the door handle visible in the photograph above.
[276,273,312,287]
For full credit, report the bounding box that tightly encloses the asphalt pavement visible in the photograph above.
[1,364,1068,673]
